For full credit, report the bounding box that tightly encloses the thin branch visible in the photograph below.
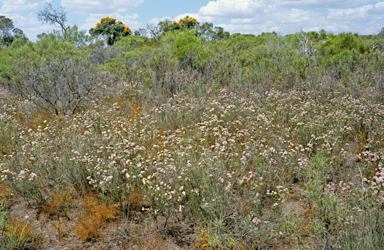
[37,3,69,38]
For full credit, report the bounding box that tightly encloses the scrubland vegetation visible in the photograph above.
[0,14,384,249]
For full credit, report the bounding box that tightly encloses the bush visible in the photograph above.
[6,57,102,115]
[173,29,207,69]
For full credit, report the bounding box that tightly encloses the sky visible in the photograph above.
[1,0,384,41]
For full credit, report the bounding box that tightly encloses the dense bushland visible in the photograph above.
[1,19,384,249]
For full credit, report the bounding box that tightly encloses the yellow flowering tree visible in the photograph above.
[169,16,200,31]
[89,17,131,46]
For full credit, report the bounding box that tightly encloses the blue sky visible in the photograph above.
[1,0,384,41]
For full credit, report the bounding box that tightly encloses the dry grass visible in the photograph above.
[41,188,74,220]
[73,193,117,242]
[1,215,40,249]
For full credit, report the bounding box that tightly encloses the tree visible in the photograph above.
[89,17,131,46]
[0,16,27,46]
[37,2,69,39]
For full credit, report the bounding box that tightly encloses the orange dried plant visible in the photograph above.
[73,194,117,241]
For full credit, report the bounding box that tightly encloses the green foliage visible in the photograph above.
[317,32,370,56]
[89,17,132,46]
[112,35,149,50]
[0,35,86,84]
[37,25,92,49]
[147,17,230,44]
[173,29,206,69]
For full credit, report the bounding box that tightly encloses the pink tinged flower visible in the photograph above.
[252,217,261,225]
[133,145,143,153]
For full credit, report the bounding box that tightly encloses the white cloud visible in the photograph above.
[0,0,47,14]
[148,16,172,25]
[61,0,145,15]
[277,0,381,9]
[176,0,384,35]
[199,0,264,18]
[4,12,53,39]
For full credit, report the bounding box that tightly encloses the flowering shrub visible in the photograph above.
[89,17,131,46]
[169,16,200,31]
